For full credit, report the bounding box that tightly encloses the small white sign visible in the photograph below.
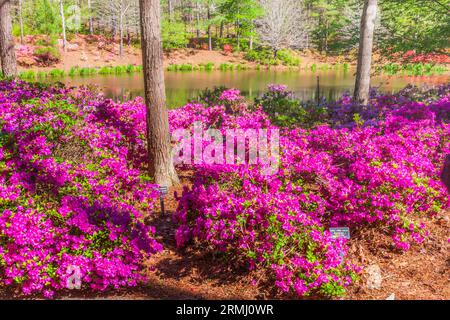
[330,227,350,239]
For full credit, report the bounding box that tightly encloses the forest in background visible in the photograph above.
[9,0,450,56]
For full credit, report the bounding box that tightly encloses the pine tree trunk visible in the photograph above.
[0,0,17,77]
[139,0,179,187]
[207,5,212,51]
[354,0,377,105]
[59,0,67,52]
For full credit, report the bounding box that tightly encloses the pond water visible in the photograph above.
[55,69,449,108]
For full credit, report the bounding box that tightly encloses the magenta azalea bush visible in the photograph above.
[0,81,162,298]
[173,87,449,297]
[0,81,448,298]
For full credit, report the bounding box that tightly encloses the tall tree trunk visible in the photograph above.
[196,0,200,45]
[59,0,67,52]
[249,35,253,51]
[18,0,24,44]
[354,0,377,104]
[139,0,179,186]
[168,0,173,22]
[119,0,124,56]
[219,21,223,38]
[126,26,131,46]
[88,0,93,34]
[207,5,212,51]
[236,19,240,51]
[110,0,116,40]
[0,0,17,77]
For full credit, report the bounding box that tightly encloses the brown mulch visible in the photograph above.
[345,209,450,300]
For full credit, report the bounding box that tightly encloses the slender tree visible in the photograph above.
[219,0,262,51]
[118,0,131,56]
[93,0,137,55]
[88,0,94,34]
[59,0,67,52]
[18,0,24,44]
[0,0,17,77]
[207,1,212,50]
[167,0,173,21]
[139,0,179,186]
[354,0,377,104]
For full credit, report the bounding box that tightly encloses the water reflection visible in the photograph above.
[56,69,449,108]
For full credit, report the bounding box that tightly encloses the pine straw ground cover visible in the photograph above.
[0,80,448,299]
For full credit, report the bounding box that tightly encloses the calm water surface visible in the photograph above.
[55,70,449,108]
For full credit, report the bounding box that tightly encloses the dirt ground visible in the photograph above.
[16,34,353,73]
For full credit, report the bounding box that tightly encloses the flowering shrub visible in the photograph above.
[0,81,448,299]
[0,81,162,298]
[173,86,449,297]
[400,50,450,64]
[15,45,37,67]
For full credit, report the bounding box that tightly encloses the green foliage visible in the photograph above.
[218,0,263,50]
[199,62,215,71]
[19,64,143,80]
[68,67,78,76]
[9,0,450,59]
[162,16,190,51]
[256,86,328,128]
[219,63,235,70]
[379,63,447,76]
[167,62,251,71]
[276,50,301,66]
[306,0,358,55]
[245,48,300,66]
[18,70,37,80]
[47,69,65,78]
[378,0,450,53]
[214,37,251,52]
[195,86,229,105]
[78,67,97,76]
[27,0,61,35]
[34,45,61,66]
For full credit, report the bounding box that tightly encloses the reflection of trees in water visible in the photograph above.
[56,71,449,108]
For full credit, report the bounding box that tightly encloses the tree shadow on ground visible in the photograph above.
[149,211,252,287]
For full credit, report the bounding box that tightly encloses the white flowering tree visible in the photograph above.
[256,0,310,57]
[93,0,139,56]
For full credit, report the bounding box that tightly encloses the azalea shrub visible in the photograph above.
[0,81,162,298]
[0,81,448,299]
[173,87,449,297]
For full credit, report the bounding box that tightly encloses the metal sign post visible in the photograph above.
[330,227,350,262]
[329,227,350,240]
[159,186,168,215]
